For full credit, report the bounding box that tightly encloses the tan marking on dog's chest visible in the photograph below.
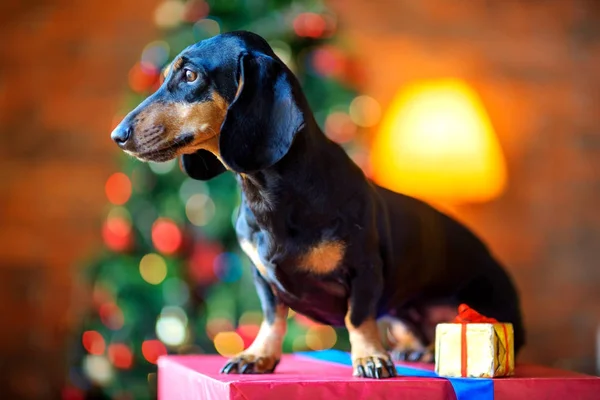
[298,241,345,275]
[239,239,269,276]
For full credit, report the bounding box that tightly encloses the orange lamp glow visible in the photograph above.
[370,79,507,204]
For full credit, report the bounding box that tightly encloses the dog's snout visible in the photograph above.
[111,124,133,147]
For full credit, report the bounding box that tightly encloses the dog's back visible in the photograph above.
[374,185,525,353]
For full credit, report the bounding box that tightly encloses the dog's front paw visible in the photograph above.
[352,352,397,379]
[220,353,280,374]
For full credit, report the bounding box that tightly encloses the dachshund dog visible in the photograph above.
[111,31,525,379]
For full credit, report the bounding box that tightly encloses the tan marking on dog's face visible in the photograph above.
[129,91,229,161]
[298,241,345,275]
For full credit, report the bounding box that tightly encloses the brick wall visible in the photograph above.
[0,0,159,397]
[331,0,600,373]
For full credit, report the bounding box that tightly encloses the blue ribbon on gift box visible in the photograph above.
[299,350,493,400]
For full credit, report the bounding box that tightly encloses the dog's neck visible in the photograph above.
[237,120,364,236]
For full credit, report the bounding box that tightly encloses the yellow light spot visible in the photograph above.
[139,253,168,285]
[154,0,185,29]
[306,325,337,350]
[349,95,381,127]
[185,194,216,226]
[214,332,244,357]
[371,79,507,204]
[239,311,263,326]
[292,336,307,352]
[287,309,296,319]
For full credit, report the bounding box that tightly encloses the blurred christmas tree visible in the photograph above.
[66,0,382,399]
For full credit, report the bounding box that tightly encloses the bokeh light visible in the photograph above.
[185,193,216,226]
[141,41,170,70]
[156,306,188,346]
[236,324,260,349]
[82,331,105,355]
[213,252,243,283]
[292,336,307,352]
[311,46,344,78]
[83,355,113,385]
[206,317,234,340]
[183,0,210,22]
[189,241,221,284]
[99,302,125,330]
[154,0,185,29]
[128,62,159,93]
[139,253,168,285]
[148,159,177,175]
[325,112,357,143]
[179,178,210,203]
[293,13,326,38]
[107,344,133,369]
[151,218,182,254]
[192,18,220,40]
[162,277,190,306]
[213,332,244,357]
[270,40,293,68]
[105,173,132,205]
[142,340,167,364]
[306,325,337,350]
[102,217,131,252]
[239,311,262,326]
[349,95,382,127]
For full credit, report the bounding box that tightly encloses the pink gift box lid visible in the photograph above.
[158,353,600,400]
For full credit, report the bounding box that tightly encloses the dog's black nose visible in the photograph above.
[111,125,132,147]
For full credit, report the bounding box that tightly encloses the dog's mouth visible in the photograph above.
[129,133,197,163]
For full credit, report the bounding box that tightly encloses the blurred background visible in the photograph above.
[0,0,599,399]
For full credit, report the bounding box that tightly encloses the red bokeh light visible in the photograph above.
[105,173,132,205]
[312,46,345,78]
[142,340,167,364]
[188,241,222,284]
[99,302,125,330]
[108,343,134,369]
[102,217,131,252]
[128,62,159,94]
[182,0,210,22]
[82,330,105,355]
[236,324,260,349]
[151,218,182,255]
[293,13,326,38]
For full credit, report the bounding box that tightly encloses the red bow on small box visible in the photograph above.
[452,304,499,324]
[451,304,510,378]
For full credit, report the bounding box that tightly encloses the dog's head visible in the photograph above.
[111,31,305,180]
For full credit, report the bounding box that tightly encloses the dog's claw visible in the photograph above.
[220,355,279,374]
[356,365,366,377]
[385,360,398,377]
[220,362,237,374]
[354,355,396,379]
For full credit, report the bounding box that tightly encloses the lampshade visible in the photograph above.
[370,79,507,204]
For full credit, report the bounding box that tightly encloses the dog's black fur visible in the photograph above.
[112,31,525,379]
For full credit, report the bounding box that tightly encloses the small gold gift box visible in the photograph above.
[435,304,515,378]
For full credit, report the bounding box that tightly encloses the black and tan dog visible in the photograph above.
[111,31,525,379]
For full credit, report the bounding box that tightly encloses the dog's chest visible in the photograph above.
[237,232,350,325]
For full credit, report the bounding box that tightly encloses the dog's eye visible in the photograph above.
[184,69,198,83]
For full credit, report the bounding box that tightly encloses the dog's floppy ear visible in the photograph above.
[180,150,227,180]
[219,52,304,173]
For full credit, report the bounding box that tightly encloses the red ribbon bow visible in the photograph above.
[451,304,509,377]
[452,304,498,324]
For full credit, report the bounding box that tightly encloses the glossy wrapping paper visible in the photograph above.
[157,350,600,400]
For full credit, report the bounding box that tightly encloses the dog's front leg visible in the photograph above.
[221,267,287,374]
[346,261,397,379]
